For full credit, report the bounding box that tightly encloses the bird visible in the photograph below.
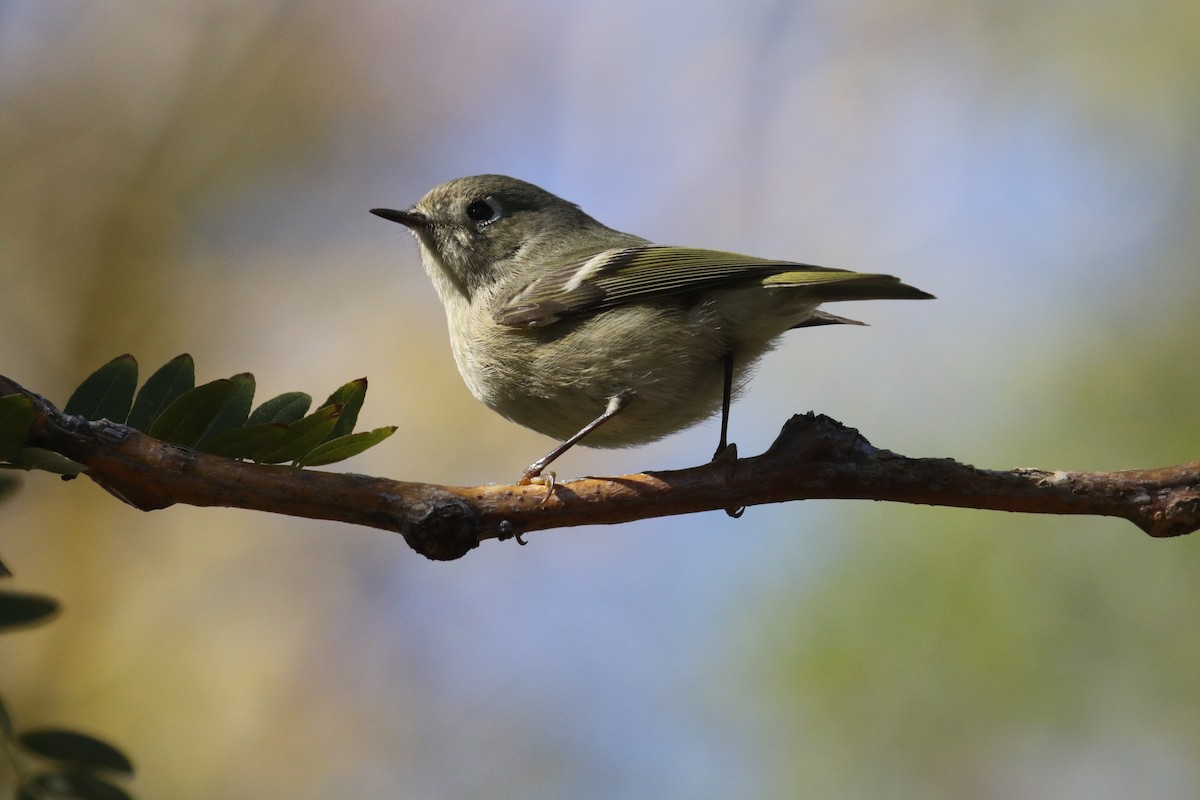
[372,174,932,484]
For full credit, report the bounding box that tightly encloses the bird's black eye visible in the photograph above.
[466,198,500,224]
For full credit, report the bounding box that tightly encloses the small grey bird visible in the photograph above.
[372,175,932,484]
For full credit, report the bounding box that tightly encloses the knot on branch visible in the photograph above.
[765,412,877,463]
[1138,491,1200,539]
[397,492,479,561]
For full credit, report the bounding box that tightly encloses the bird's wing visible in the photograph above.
[494,245,930,328]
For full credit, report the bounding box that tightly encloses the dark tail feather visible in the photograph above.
[792,310,867,330]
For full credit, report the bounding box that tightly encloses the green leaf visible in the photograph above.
[3,448,85,476]
[319,378,367,442]
[24,770,132,800]
[0,394,35,461]
[296,426,397,467]
[19,730,134,775]
[63,355,138,423]
[255,405,340,464]
[195,373,255,451]
[147,379,235,447]
[247,392,311,425]
[0,590,59,630]
[204,423,289,460]
[127,354,195,432]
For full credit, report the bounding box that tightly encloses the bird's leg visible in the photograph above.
[712,352,737,462]
[712,352,744,518]
[518,391,633,485]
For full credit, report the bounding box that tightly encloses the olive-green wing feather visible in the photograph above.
[495,245,932,328]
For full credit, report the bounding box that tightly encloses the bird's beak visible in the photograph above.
[370,208,430,229]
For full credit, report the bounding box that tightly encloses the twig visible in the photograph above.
[3,374,1197,560]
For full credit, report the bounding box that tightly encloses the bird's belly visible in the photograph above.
[452,306,742,448]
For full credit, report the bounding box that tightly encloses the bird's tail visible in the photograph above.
[791,310,868,329]
[765,270,934,303]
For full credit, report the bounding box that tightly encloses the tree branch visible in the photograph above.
[3,374,1197,560]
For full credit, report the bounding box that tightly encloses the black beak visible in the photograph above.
[370,208,430,229]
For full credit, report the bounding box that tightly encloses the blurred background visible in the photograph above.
[2,1,1199,797]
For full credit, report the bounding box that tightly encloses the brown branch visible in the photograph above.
[3,374,1197,560]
